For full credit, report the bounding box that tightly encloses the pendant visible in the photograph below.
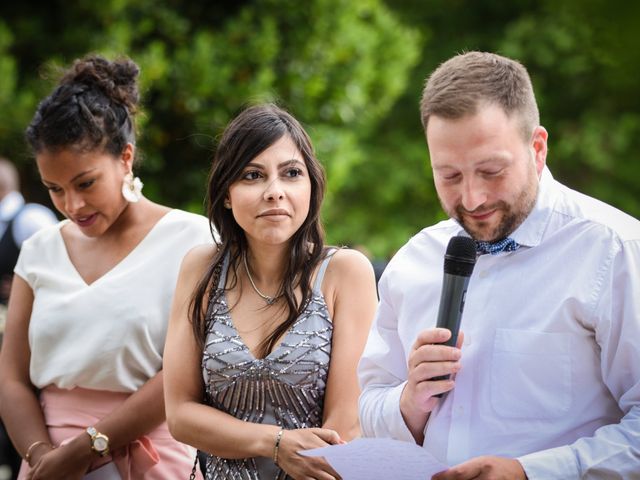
[266,296,277,306]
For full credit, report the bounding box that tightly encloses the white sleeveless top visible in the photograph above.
[14,209,213,392]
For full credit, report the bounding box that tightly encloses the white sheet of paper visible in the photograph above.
[301,437,448,480]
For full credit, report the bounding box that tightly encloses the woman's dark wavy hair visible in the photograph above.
[25,54,139,158]
[190,104,327,358]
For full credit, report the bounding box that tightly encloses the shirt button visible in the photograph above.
[479,270,488,278]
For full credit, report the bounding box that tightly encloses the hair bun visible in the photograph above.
[61,54,140,112]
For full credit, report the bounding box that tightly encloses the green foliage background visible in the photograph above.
[1,0,638,259]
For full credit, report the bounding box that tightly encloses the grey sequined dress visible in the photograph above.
[201,251,335,479]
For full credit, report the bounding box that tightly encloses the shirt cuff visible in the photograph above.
[382,382,417,443]
[518,445,579,479]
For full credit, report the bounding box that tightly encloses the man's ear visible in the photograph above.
[531,126,548,177]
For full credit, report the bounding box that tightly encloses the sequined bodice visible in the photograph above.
[201,253,334,480]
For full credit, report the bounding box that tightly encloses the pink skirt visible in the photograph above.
[18,386,202,480]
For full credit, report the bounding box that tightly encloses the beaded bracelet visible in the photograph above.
[273,428,284,465]
[25,440,53,466]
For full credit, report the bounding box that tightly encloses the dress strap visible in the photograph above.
[313,248,337,293]
[217,253,230,290]
[204,253,230,323]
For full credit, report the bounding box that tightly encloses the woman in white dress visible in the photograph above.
[0,55,211,479]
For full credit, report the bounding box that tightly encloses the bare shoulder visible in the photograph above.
[321,248,377,325]
[180,243,219,282]
[323,247,375,287]
[327,247,373,271]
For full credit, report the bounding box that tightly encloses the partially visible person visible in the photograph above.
[164,104,378,479]
[0,54,212,479]
[0,158,57,307]
[0,159,56,480]
[358,51,640,479]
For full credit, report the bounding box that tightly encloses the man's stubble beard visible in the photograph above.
[442,164,539,242]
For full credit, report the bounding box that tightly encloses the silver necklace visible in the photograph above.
[243,253,281,306]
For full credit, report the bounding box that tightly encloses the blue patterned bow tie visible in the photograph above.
[475,237,520,255]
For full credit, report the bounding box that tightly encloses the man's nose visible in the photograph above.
[460,177,487,212]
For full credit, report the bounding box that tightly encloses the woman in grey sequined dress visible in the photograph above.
[164,104,378,479]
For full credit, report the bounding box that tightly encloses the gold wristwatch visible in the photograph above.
[86,426,109,456]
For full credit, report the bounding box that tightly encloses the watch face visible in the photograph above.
[94,436,108,452]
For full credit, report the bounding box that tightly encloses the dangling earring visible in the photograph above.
[122,172,144,203]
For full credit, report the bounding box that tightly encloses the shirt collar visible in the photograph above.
[509,166,557,248]
[0,191,25,221]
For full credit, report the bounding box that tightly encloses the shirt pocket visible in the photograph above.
[490,328,571,419]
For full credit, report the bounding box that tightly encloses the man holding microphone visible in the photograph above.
[358,51,640,479]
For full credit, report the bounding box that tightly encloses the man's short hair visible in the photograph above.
[420,51,539,140]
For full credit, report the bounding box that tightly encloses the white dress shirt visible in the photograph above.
[15,209,213,392]
[358,167,640,479]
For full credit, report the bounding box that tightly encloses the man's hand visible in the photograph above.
[400,328,462,443]
[433,456,527,480]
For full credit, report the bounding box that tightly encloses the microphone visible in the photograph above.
[433,235,477,393]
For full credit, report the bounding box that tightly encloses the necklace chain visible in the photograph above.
[243,253,280,306]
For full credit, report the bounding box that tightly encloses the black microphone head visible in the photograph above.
[444,236,477,276]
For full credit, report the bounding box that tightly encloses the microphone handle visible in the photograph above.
[432,273,471,390]
[435,273,471,347]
